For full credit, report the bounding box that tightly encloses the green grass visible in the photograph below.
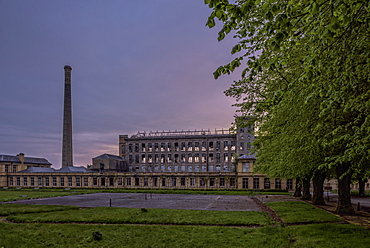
[0,188,289,202]
[0,189,82,202]
[1,222,369,247]
[266,201,340,224]
[6,206,271,226]
[0,203,78,216]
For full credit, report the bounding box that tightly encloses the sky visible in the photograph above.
[0,0,243,169]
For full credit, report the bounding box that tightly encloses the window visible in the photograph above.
[242,163,249,172]
[109,177,114,186]
[135,143,139,152]
[174,142,179,151]
[181,154,186,162]
[16,177,20,186]
[188,154,193,163]
[148,154,153,163]
[144,177,149,186]
[231,141,236,151]
[129,155,133,163]
[53,177,57,187]
[162,177,166,187]
[161,154,165,163]
[172,177,176,187]
[194,142,199,151]
[224,141,229,150]
[135,177,140,186]
[287,179,293,190]
[219,177,225,187]
[9,177,14,186]
[180,177,186,186]
[200,177,205,186]
[84,177,89,187]
[275,178,282,189]
[181,142,186,151]
[224,153,229,162]
[242,178,249,189]
[174,154,179,163]
[155,154,159,163]
[101,178,105,186]
[190,178,195,186]
[209,141,214,150]
[141,143,145,152]
[216,141,221,150]
[30,177,34,186]
[38,177,42,187]
[45,177,50,187]
[13,165,17,172]
[194,154,199,163]
[154,143,159,151]
[209,153,214,162]
[128,144,133,152]
[167,154,172,163]
[117,177,122,186]
[202,153,206,163]
[209,177,215,187]
[141,154,146,163]
[216,153,221,162]
[240,142,244,151]
[253,178,260,189]
[161,143,165,152]
[148,143,152,152]
[153,177,158,187]
[61,177,65,187]
[188,142,193,151]
[135,154,139,163]
[93,177,97,186]
[167,142,172,152]
[230,177,235,187]
[122,145,126,154]
[216,165,221,172]
[126,177,131,186]
[5,165,9,173]
[68,177,72,187]
[201,142,206,151]
[23,177,27,186]
[76,177,81,187]
[264,178,270,189]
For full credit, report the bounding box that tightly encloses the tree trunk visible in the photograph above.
[293,177,302,197]
[312,171,326,205]
[335,165,354,214]
[358,177,366,197]
[301,177,312,200]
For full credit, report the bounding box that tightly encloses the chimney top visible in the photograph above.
[64,65,72,70]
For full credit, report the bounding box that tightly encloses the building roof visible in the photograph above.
[18,167,56,173]
[0,154,52,165]
[238,154,256,160]
[93,154,123,161]
[57,166,91,173]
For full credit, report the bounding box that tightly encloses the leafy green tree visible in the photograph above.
[205,0,370,213]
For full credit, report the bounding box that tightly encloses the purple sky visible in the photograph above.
[0,1,242,168]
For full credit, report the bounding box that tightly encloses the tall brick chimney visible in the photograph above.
[62,65,73,167]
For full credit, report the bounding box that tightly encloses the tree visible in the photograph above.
[205,0,370,213]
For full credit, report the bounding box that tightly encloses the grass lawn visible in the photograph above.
[0,204,78,216]
[1,222,369,247]
[266,201,340,223]
[5,205,271,226]
[0,188,289,202]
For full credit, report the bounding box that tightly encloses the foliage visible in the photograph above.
[205,0,370,213]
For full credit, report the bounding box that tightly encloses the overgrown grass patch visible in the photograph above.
[1,222,370,247]
[0,189,82,202]
[7,207,271,226]
[266,201,340,224]
[0,204,78,216]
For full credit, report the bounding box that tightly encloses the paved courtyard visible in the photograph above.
[10,193,262,211]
